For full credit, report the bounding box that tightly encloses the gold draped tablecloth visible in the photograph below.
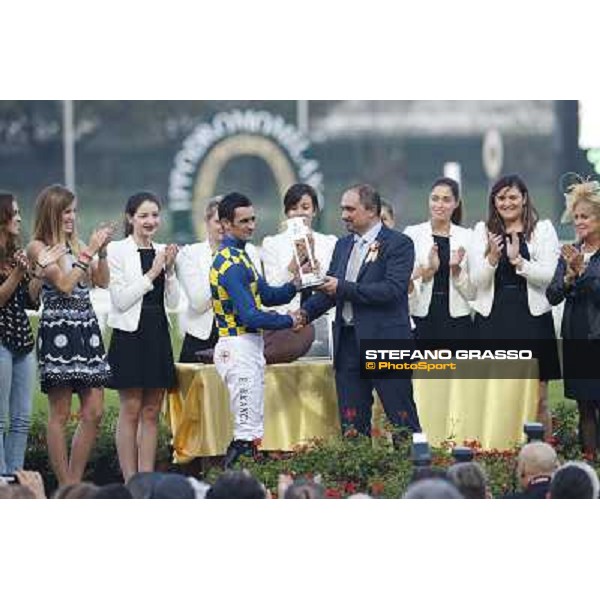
[165,360,538,462]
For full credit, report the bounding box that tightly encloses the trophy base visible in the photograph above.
[299,275,325,289]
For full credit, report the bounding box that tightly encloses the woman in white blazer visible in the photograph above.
[470,174,560,438]
[106,191,180,481]
[261,184,336,361]
[404,177,475,340]
[175,197,261,362]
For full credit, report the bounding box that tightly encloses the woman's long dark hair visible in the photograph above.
[0,191,19,267]
[486,174,539,241]
[430,177,462,225]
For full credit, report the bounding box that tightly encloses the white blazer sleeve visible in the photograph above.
[516,220,560,289]
[452,230,476,301]
[164,269,180,311]
[107,242,153,312]
[452,266,476,301]
[469,221,496,290]
[261,235,292,286]
[402,225,424,305]
[318,233,338,271]
[246,243,264,276]
[175,245,212,314]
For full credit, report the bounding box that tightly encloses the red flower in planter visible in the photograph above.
[371,427,382,438]
[326,487,342,499]
[344,427,359,439]
[463,439,482,450]
[344,481,358,494]
[440,439,456,450]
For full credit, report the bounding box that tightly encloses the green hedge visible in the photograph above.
[25,401,589,498]
[221,402,589,498]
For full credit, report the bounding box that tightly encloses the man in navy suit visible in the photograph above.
[298,183,421,438]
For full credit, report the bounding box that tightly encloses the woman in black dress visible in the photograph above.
[106,192,179,481]
[471,174,561,439]
[547,179,600,457]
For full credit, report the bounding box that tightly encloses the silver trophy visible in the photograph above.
[286,217,325,289]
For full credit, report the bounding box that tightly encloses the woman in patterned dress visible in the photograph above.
[27,184,114,486]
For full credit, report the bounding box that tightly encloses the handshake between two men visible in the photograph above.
[287,275,338,332]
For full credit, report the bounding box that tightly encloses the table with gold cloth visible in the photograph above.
[165,360,538,462]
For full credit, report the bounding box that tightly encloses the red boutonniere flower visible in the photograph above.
[365,241,381,263]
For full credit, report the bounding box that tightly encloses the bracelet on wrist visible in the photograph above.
[97,250,108,259]
[74,260,90,272]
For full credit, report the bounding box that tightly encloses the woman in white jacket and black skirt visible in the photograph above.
[470,174,560,439]
[404,177,475,342]
[106,191,180,482]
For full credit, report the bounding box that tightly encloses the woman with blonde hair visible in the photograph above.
[174,196,248,362]
[27,184,113,485]
[547,178,600,457]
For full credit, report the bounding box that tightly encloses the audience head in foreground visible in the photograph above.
[447,462,490,499]
[206,470,267,499]
[403,479,464,499]
[549,461,600,499]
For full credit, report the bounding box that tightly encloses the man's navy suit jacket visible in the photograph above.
[303,225,415,367]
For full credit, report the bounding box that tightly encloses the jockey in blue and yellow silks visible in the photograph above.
[210,192,301,468]
[210,240,293,336]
